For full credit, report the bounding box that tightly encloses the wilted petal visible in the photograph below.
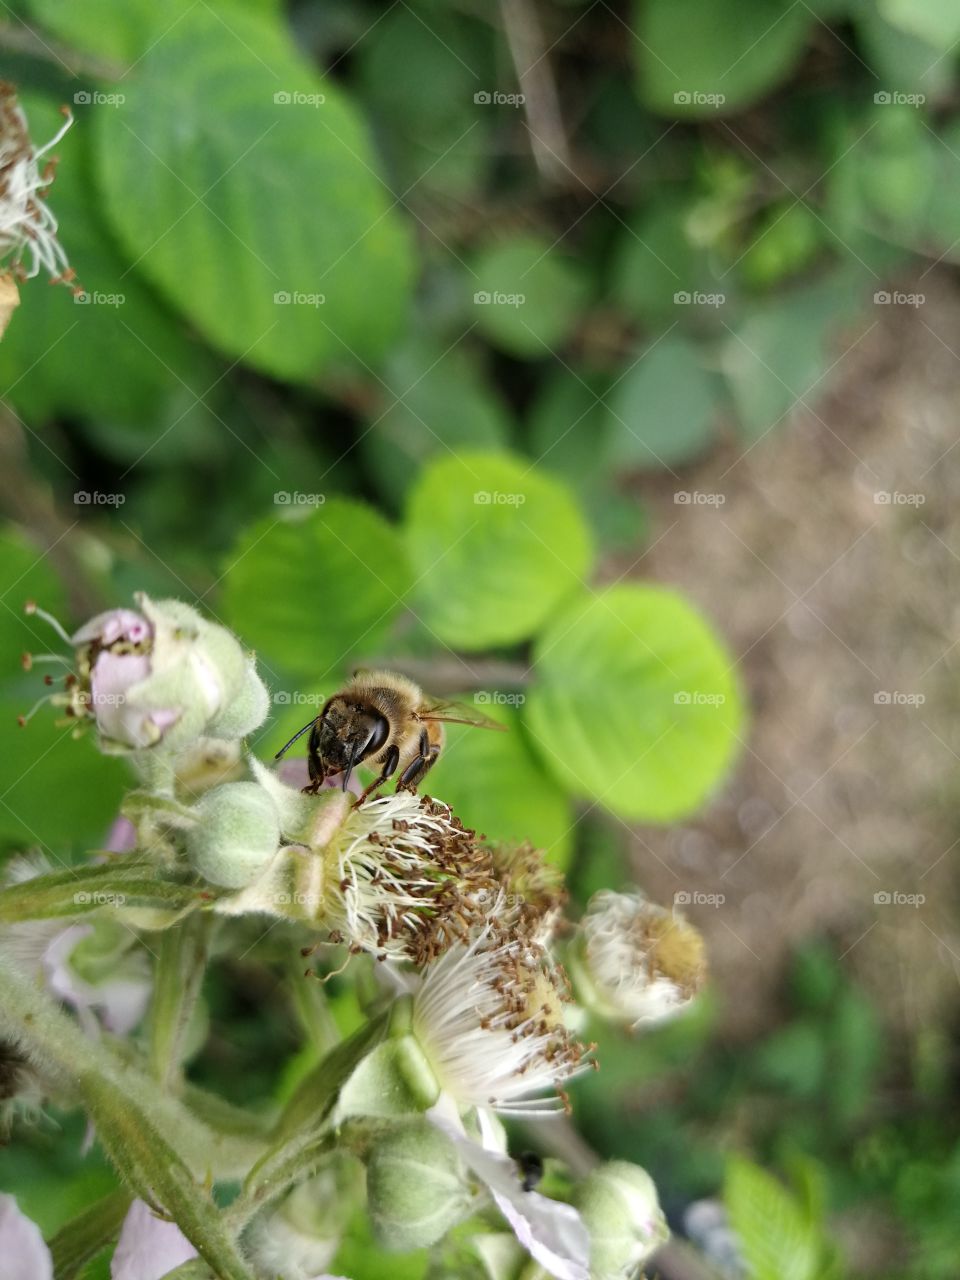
[111,1200,197,1280]
[0,1195,53,1280]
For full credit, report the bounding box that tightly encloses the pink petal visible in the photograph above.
[104,817,137,853]
[0,1195,53,1280]
[111,1201,197,1280]
[73,608,151,647]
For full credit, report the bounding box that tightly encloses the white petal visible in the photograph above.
[429,1106,591,1280]
[110,1200,197,1280]
[0,1195,53,1280]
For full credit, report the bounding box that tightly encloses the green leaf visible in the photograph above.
[426,703,575,867]
[725,1157,820,1280]
[857,8,957,97]
[220,500,412,680]
[606,335,718,470]
[46,1188,133,1280]
[878,0,960,49]
[609,196,708,323]
[404,452,593,650]
[525,584,743,822]
[636,0,813,117]
[359,337,511,508]
[526,369,610,485]
[469,235,589,358]
[0,96,216,430]
[93,5,413,382]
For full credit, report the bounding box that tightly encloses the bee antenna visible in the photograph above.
[274,718,316,760]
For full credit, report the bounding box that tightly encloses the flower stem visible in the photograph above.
[147,913,214,1090]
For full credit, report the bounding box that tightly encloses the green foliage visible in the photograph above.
[404,451,593,650]
[725,1157,823,1280]
[606,335,718,469]
[526,584,743,822]
[469,235,589,357]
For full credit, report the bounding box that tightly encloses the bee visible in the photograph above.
[274,669,507,805]
[516,1151,544,1193]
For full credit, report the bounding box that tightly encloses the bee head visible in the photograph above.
[316,697,390,790]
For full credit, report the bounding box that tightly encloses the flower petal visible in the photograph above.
[110,1200,197,1280]
[0,1195,53,1280]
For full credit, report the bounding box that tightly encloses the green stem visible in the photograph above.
[147,914,213,1089]
[0,959,256,1280]
[0,858,210,923]
[48,1187,133,1280]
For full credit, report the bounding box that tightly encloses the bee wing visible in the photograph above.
[416,697,509,731]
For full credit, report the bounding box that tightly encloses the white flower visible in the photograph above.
[0,83,73,284]
[411,916,592,1117]
[576,890,706,1028]
[431,1102,591,1280]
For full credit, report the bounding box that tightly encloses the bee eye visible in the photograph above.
[364,714,390,756]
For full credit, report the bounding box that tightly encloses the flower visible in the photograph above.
[0,82,73,285]
[0,1195,204,1280]
[574,890,706,1028]
[22,594,268,755]
[411,916,592,1117]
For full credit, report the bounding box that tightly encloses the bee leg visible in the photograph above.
[396,728,441,793]
[353,743,400,808]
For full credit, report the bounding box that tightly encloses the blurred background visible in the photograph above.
[2,0,960,1276]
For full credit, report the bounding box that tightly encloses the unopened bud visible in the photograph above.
[186,782,280,889]
[365,1120,470,1252]
[575,1160,668,1280]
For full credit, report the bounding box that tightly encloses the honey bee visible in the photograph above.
[275,669,507,804]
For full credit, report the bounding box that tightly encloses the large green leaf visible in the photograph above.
[404,452,593,651]
[725,1158,821,1280]
[426,703,575,867]
[525,584,743,822]
[469,235,589,358]
[606,336,718,470]
[636,0,813,117]
[93,5,413,382]
[0,95,216,431]
[219,500,412,680]
[878,0,960,49]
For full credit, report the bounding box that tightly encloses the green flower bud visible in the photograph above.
[186,782,280,889]
[205,658,270,740]
[575,1161,669,1279]
[366,1119,471,1252]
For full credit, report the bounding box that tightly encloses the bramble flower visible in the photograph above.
[227,769,496,963]
[573,890,706,1028]
[410,915,592,1117]
[22,594,268,755]
[0,81,73,286]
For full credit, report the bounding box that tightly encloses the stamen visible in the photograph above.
[23,601,73,646]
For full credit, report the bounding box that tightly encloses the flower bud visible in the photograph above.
[249,1164,355,1280]
[573,890,706,1028]
[365,1119,471,1252]
[186,782,280,889]
[575,1161,669,1279]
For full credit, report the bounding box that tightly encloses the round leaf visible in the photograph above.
[405,452,593,650]
[469,235,589,358]
[607,336,717,470]
[220,500,412,679]
[93,5,414,382]
[525,584,743,822]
